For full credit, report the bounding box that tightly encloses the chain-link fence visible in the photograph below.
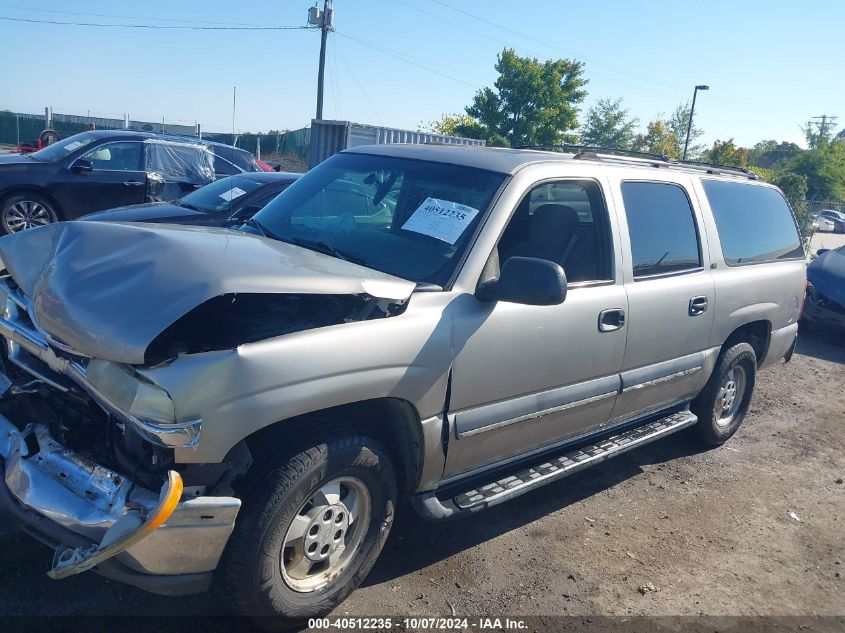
[790,198,845,257]
[0,109,198,147]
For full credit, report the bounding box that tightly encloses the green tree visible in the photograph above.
[465,48,587,147]
[580,98,638,149]
[748,140,802,170]
[788,140,845,202]
[634,119,679,158]
[668,102,705,158]
[702,138,748,167]
[426,113,479,137]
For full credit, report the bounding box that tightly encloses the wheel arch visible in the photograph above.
[237,397,426,494]
[721,319,771,363]
[0,186,64,220]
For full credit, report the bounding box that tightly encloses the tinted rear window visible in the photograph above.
[621,182,702,277]
[702,180,803,265]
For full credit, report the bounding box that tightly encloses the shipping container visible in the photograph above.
[309,119,485,168]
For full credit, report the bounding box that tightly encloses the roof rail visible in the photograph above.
[514,144,759,180]
[515,144,672,163]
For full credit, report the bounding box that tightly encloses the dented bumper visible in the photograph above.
[0,414,240,594]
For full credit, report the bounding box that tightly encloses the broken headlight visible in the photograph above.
[85,359,177,427]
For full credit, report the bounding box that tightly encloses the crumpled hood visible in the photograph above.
[807,248,845,309]
[0,221,415,364]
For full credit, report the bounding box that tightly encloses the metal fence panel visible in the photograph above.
[309,119,485,168]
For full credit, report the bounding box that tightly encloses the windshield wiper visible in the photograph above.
[241,222,367,266]
[175,199,201,212]
[290,238,368,266]
[243,217,279,239]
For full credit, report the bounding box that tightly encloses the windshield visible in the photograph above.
[29,132,98,162]
[253,153,505,286]
[178,175,267,212]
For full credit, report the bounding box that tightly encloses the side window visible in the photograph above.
[498,179,612,284]
[81,142,142,171]
[234,187,283,218]
[702,180,803,265]
[621,182,701,278]
[213,154,242,176]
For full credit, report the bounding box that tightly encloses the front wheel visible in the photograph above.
[218,434,397,626]
[1,193,59,234]
[691,342,757,446]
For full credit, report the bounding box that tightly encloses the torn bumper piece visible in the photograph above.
[0,415,240,595]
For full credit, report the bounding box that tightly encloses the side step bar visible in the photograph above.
[412,410,697,520]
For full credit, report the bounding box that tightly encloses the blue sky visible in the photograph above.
[1,0,842,147]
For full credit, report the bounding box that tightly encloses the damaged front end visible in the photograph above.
[0,220,415,594]
[0,278,240,593]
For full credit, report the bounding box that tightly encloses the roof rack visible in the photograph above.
[514,144,759,180]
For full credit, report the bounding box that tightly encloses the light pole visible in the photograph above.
[683,84,709,160]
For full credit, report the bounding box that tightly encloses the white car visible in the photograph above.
[812,215,836,232]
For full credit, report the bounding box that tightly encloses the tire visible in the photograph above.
[691,342,757,447]
[218,434,397,627]
[39,129,60,147]
[1,193,59,234]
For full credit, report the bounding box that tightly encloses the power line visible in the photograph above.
[329,31,342,119]
[334,31,479,89]
[0,3,276,28]
[428,0,690,93]
[0,15,314,30]
[333,33,383,125]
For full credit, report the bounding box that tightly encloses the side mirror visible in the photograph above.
[71,158,93,174]
[816,248,829,256]
[476,256,568,306]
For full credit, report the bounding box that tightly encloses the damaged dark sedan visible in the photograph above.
[803,245,845,332]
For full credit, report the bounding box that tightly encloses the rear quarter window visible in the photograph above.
[702,180,803,265]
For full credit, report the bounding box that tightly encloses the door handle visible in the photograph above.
[689,296,709,316]
[123,180,144,186]
[598,308,625,332]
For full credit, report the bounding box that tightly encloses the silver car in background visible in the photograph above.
[0,145,805,625]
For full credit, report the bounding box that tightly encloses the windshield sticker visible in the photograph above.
[64,141,84,152]
[401,197,481,244]
[219,187,247,202]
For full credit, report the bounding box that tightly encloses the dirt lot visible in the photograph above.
[0,329,843,625]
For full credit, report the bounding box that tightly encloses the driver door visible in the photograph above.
[58,141,147,217]
[443,178,628,479]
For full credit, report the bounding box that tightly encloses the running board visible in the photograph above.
[412,410,697,520]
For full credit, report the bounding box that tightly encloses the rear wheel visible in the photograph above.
[1,193,59,234]
[691,342,757,446]
[218,434,397,628]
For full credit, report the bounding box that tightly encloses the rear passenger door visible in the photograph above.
[610,177,716,422]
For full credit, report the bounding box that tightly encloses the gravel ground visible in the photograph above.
[0,329,843,624]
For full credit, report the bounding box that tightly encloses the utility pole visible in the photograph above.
[308,0,334,120]
[807,115,838,148]
[683,84,709,160]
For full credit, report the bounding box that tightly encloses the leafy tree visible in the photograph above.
[465,48,587,147]
[426,113,480,137]
[702,138,748,167]
[634,119,679,158]
[580,98,638,149]
[668,102,705,158]
[787,139,845,202]
[748,140,802,170]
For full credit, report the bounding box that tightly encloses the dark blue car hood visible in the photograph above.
[807,248,845,309]
[80,202,205,223]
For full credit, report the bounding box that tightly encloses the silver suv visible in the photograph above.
[0,145,806,623]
